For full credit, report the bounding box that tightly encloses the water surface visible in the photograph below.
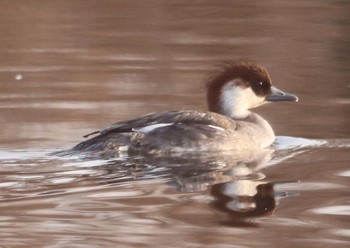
[0,1,349,247]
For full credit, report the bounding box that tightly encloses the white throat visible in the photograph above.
[220,81,265,119]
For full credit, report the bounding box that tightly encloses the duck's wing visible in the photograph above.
[83,110,236,138]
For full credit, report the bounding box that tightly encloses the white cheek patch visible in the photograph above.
[232,87,264,109]
[220,81,265,119]
[132,123,174,133]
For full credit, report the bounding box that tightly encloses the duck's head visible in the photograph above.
[205,61,298,119]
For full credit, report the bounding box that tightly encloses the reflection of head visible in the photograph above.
[253,183,276,213]
[210,181,279,227]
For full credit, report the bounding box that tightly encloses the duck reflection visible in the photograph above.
[166,148,272,192]
[98,148,272,191]
[157,149,295,227]
[74,148,296,227]
[211,181,282,227]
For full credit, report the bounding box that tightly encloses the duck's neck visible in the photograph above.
[245,113,275,147]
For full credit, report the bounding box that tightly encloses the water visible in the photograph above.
[0,1,349,247]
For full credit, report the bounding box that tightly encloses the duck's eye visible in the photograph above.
[259,81,263,86]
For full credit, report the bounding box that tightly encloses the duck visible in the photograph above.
[64,60,298,156]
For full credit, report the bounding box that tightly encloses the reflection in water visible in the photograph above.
[0,139,349,247]
[90,147,296,227]
[89,148,273,190]
[211,181,293,227]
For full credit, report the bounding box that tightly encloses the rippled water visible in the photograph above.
[0,1,349,247]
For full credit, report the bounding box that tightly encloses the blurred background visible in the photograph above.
[0,0,349,151]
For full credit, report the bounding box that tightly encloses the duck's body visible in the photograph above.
[71,110,274,154]
[64,61,298,156]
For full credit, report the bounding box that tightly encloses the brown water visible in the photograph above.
[0,1,349,247]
